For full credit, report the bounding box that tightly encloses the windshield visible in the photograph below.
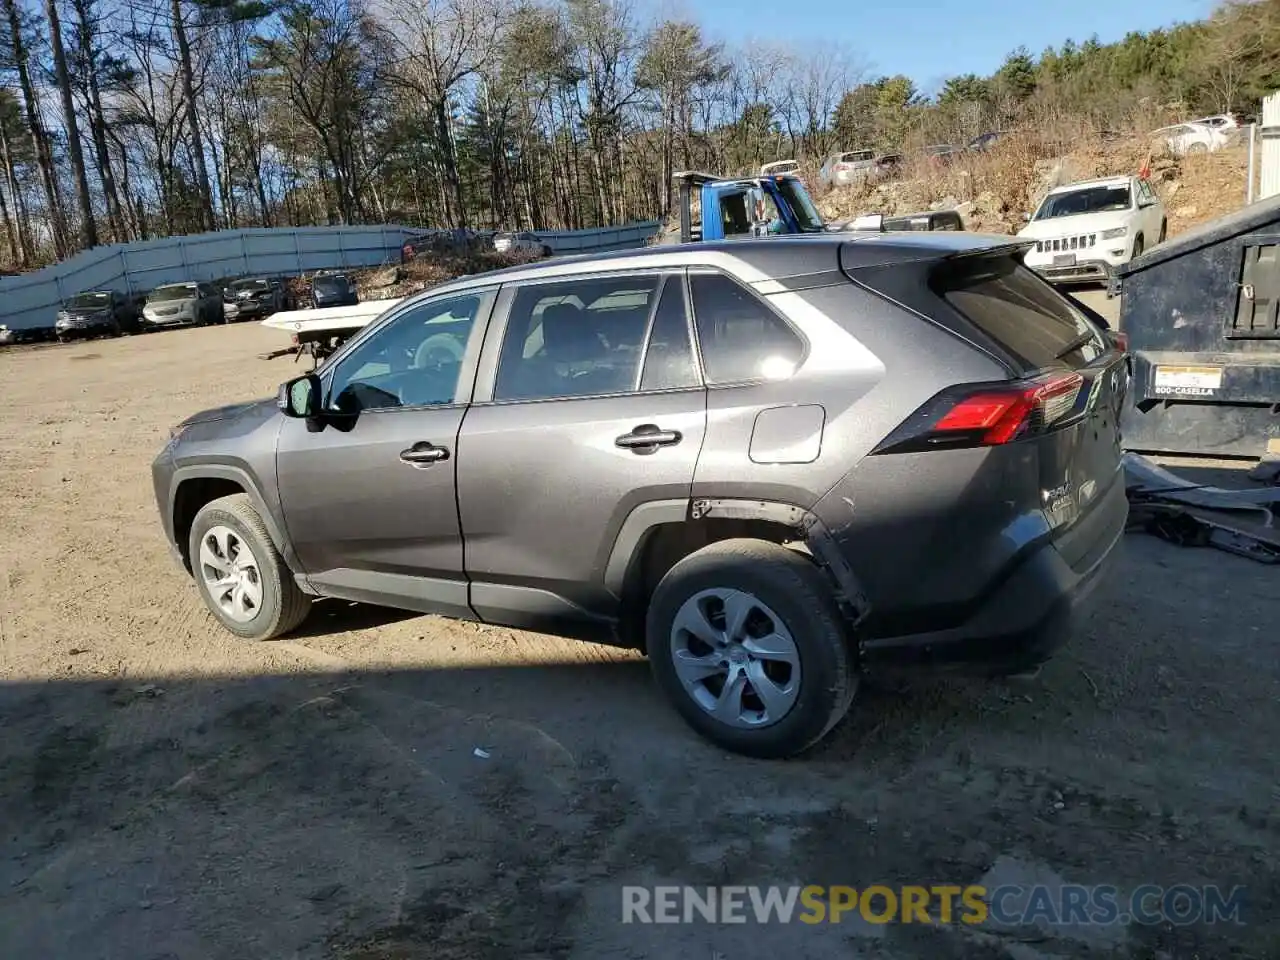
[1036,185,1132,220]
[775,178,824,232]
[148,284,197,302]
[231,279,270,292]
[64,292,110,309]
[313,276,348,294]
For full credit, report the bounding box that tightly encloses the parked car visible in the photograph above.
[759,159,800,177]
[818,149,877,188]
[309,271,360,309]
[402,229,486,262]
[1187,113,1239,134]
[54,289,141,342]
[967,131,1003,152]
[1017,174,1167,285]
[874,153,904,177]
[1,323,56,345]
[153,233,1128,758]
[923,143,962,165]
[141,281,224,329]
[1152,122,1232,157]
[223,277,289,323]
[493,231,552,257]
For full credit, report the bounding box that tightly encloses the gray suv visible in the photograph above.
[152,234,1128,757]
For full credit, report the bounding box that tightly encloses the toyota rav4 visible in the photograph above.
[152,234,1128,758]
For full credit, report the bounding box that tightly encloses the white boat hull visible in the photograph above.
[259,298,405,338]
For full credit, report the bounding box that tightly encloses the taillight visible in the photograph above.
[835,163,850,172]
[1110,331,1129,353]
[872,371,1084,454]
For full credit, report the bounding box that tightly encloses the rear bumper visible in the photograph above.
[860,484,1127,676]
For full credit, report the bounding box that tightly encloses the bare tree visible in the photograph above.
[2,0,68,254]
[45,0,97,247]
[381,0,505,227]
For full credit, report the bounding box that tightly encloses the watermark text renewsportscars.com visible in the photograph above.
[621,884,1247,927]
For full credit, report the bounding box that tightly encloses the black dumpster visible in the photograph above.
[1115,194,1280,458]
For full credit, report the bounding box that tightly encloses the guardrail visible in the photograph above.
[0,220,662,330]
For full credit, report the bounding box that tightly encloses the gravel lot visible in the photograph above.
[0,321,1276,960]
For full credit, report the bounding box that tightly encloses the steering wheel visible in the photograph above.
[414,332,465,370]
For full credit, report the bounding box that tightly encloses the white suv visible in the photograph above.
[1017,175,1166,285]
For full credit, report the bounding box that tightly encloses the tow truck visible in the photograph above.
[657,169,964,245]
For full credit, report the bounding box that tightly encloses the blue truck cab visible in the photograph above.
[671,170,827,243]
[665,169,965,245]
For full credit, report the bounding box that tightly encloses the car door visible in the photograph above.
[274,288,496,619]
[456,270,706,635]
[1137,179,1162,240]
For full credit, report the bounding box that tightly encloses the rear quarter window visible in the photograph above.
[930,256,1107,370]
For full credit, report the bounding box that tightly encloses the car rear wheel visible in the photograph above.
[646,538,857,758]
[1158,220,1167,243]
[1132,234,1145,259]
[188,494,311,641]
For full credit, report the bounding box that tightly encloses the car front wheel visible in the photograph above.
[188,494,311,641]
[646,538,857,758]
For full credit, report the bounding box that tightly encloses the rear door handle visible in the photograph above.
[400,442,449,465]
[615,424,682,452]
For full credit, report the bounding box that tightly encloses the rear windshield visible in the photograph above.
[843,151,874,163]
[931,255,1107,370]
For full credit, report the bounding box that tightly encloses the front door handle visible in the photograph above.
[400,442,449,465]
[615,424,682,453]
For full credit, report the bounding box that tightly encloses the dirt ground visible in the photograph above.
[0,322,1277,960]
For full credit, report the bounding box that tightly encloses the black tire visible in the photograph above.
[1158,220,1167,243]
[1132,234,1144,259]
[646,538,857,759]
[188,493,311,641]
[57,335,69,344]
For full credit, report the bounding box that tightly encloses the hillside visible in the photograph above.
[817,139,1253,239]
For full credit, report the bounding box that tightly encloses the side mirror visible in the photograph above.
[278,373,321,419]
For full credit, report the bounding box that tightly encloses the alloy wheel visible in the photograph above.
[199,524,264,623]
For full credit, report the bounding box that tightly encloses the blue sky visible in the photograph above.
[674,0,1214,96]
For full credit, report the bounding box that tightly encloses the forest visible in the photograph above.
[0,0,1277,267]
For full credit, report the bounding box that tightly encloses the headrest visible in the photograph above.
[541,302,600,362]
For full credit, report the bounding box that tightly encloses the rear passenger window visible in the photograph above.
[932,256,1106,370]
[689,273,805,384]
[639,279,698,391]
[497,275,689,401]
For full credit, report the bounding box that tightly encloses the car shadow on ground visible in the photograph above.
[286,597,422,638]
[2,555,1275,960]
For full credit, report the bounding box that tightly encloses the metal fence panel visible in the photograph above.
[1260,91,1280,201]
[0,221,661,330]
